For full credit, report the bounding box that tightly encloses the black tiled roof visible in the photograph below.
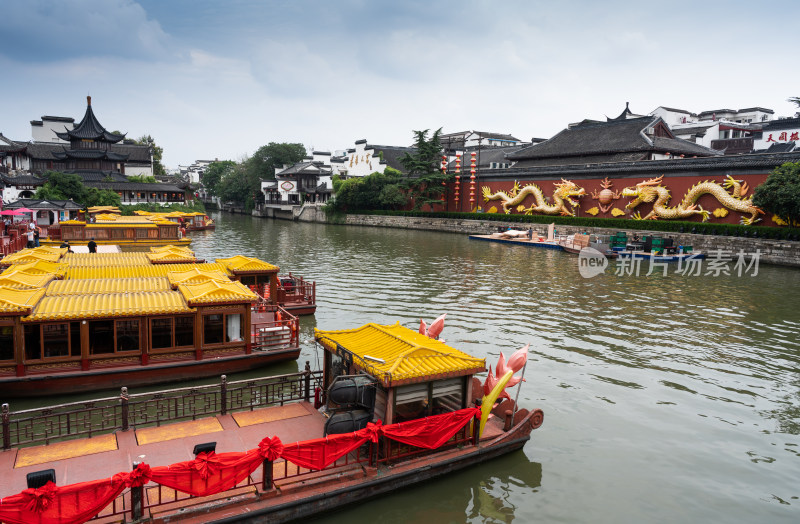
[508,116,720,164]
[52,149,129,161]
[759,117,800,132]
[755,142,797,153]
[87,181,184,192]
[277,161,330,176]
[472,131,520,141]
[448,145,524,168]
[5,198,82,210]
[365,144,415,172]
[1,174,46,186]
[54,97,125,143]
[479,151,800,180]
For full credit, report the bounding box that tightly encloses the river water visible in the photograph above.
[189,212,800,524]
[25,212,800,523]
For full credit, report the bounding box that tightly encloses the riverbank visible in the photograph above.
[242,205,800,266]
[335,213,800,267]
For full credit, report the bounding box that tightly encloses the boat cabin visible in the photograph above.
[0,247,301,397]
[315,322,486,434]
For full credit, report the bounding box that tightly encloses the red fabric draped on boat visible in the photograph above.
[0,467,147,524]
[149,449,264,497]
[381,408,480,449]
[0,409,482,523]
[279,429,372,471]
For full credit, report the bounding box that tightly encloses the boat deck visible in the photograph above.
[0,402,325,497]
[0,400,515,522]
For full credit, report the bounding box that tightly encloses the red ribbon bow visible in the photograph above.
[127,462,152,487]
[193,451,220,480]
[258,436,284,461]
[363,420,383,443]
[22,481,56,513]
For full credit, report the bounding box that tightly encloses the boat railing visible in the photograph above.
[1,369,323,450]
[85,413,480,522]
[251,302,299,349]
[278,272,315,305]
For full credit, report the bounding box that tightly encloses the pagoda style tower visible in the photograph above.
[52,96,130,174]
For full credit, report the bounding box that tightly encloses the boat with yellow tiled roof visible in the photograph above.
[41,213,192,250]
[0,246,304,398]
[0,317,542,524]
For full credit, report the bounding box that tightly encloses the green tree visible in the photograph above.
[84,187,121,208]
[753,162,800,226]
[327,168,406,212]
[245,142,306,181]
[399,128,450,211]
[135,135,166,177]
[127,174,156,183]
[217,163,258,210]
[34,171,87,202]
[788,97,800,108]
[200,160,236,196]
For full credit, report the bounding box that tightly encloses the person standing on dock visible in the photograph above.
[88,237,97,253]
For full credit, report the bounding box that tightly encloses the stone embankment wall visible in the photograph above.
[339,214,800,267]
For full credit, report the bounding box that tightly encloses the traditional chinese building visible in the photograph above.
[439,108,800,226]
[0,97,185,206]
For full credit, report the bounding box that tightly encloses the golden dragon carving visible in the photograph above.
[482,179,586,216]
[622,175,765,225]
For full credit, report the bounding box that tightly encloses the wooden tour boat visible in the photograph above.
[0,246,318,398]
[134,210,216,231]
[42,211,192,250]
[0,319,543,523]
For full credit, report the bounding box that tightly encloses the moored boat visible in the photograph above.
[0,319,543,523]
[0,247,305,398]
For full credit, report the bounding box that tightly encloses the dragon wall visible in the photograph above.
[439,172,781,226]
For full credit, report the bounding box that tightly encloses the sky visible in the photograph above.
[1,0,799,169]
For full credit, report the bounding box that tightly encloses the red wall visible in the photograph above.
[438,173,776,226]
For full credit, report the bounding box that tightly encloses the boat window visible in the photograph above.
[89,320,115,354]
[71,322,81,356]
[226,314,243,342]
[151,318,173,349]
[175,316,194,347]
[240,276,256,286]
[394,383,430,423]
[432,378,464,413]
[43,323,70,358]
[24,325,42,360]
[0,324,13,360]
[116,320,140,352]
[204,314,224,344]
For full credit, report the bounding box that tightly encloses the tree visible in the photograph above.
[135,135,166,177]
[245,143,306,181]
[200,160,236,196]
[127,174,156,183]
[789,97,800,108]
[84,187,121,208]
[34,171,87,202]
[216,163,257,210]
[753,162,800,226]
[327,168,407,212]
[399,128,451,211]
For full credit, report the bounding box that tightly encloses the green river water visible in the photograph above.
[20,212,800,523]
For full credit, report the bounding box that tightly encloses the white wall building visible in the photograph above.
[30,116,74,143]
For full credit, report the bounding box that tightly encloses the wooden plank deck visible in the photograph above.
[0,401,324,498]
